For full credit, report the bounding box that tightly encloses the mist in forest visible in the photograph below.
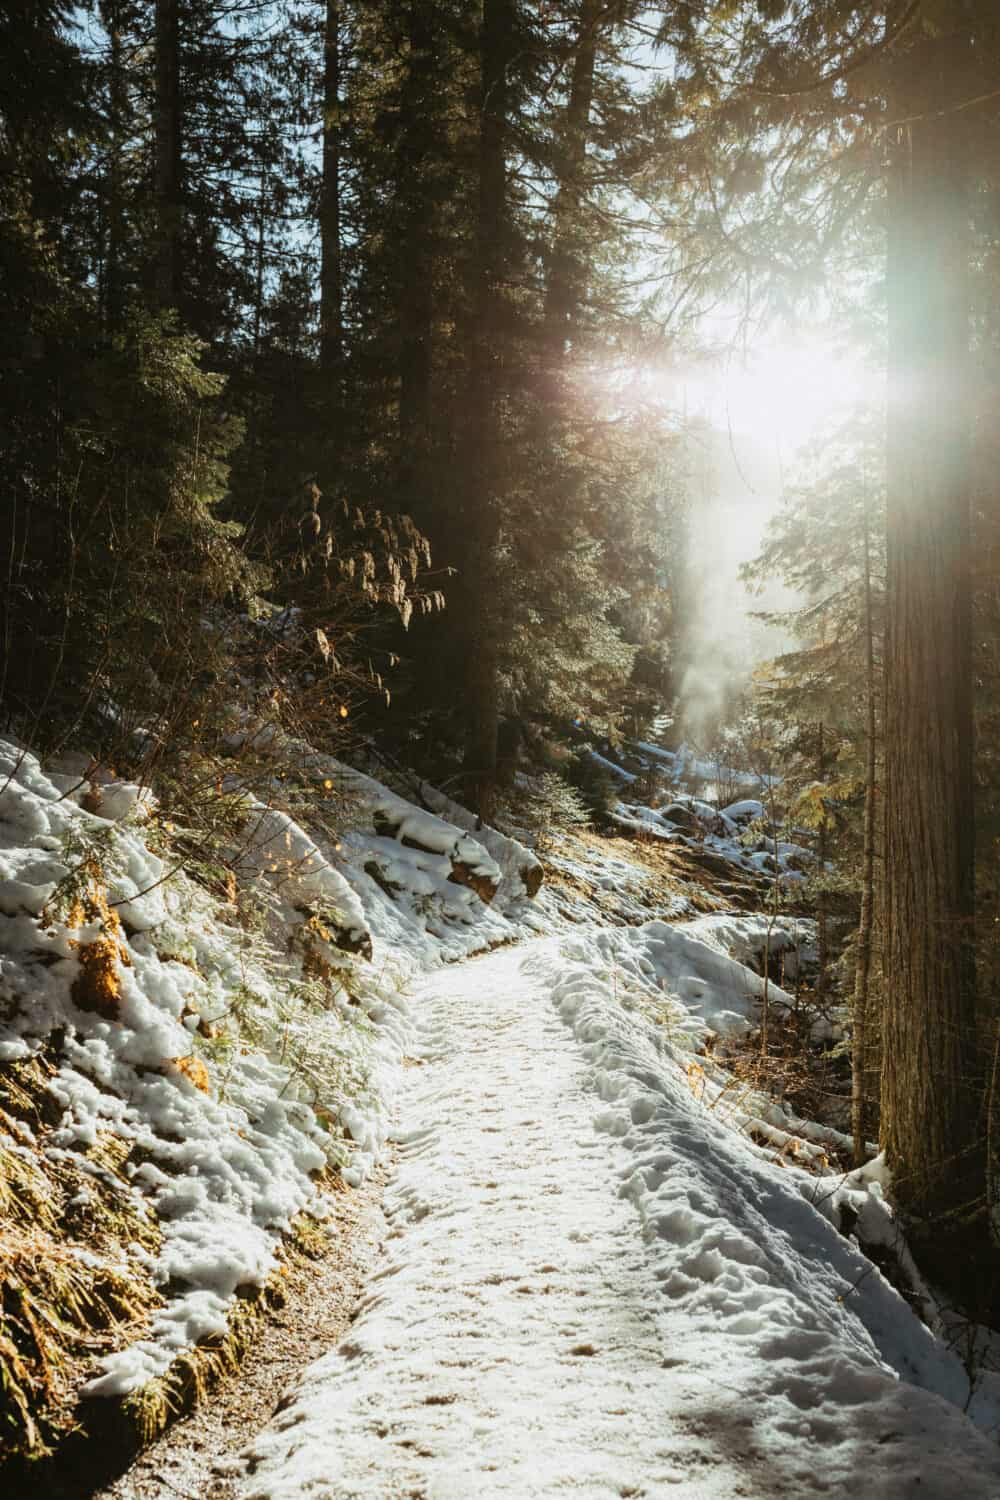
[673,422,795,748]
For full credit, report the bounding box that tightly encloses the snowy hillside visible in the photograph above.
[0,737,539,1466]
[2,735,999,1497]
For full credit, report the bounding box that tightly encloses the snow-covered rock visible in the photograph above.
[417,780,544,900]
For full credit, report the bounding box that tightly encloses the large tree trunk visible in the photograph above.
[153,0,182,310]
[881,63,977,1217]
[319,0,342,390]
[853,493,878,1167]
[462,0,513,823]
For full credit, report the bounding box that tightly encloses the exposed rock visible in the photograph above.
[682,846,756,881]
[364,860,402,900]
[446,862,500,906]
[414,781,544,902]
[293,903,373,964]
[661,803,703,835]
[373,810,500,906]
[332,921,374,960]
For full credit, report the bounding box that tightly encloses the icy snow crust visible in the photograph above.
[239,939,1000,1499]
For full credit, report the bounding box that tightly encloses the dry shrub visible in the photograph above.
[168,1055,212,1093]
[64,858,132,1020]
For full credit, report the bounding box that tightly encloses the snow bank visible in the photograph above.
[585,748,636,783]
[537,918,816,1052]
[226,725,535,925]
[416,779,543,901]
[530,935,1000,1476]
[679,911,816,983]
[633,738,678,767]
[0,740,399,1397]
[280,755,544,966]
[611,791,812,886]
[722,797,766,822]
[238,799,371,955]
[310,760,501,884]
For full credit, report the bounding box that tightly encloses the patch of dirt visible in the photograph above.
[87,1164,389,1500]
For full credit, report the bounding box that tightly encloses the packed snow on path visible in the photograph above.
[237,937,1000,1500]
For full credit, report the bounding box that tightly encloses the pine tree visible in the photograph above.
[880,15,983,1221]
[652,0,1000,1235]
[744,412,886,1151]
[3,0,681,818]
[319,0,343,391]
[153,0,182,309]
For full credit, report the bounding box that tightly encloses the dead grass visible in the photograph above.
[116,1186,342,1446]
[0,1067,351,1490]
[120,1280,284,1446]
[0,1061,162,1465]
[542,826,728,921]
[64,861,133,1019]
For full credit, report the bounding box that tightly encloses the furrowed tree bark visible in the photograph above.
[153,0,181,310]
[463,0,513,823]
[881,56,977,1217]
[853,489,877,1167]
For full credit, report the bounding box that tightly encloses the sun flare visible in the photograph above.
[678,340,883,453]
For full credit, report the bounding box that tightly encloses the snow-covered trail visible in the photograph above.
[238,939,1000,1500]
[240,941,744,1498]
